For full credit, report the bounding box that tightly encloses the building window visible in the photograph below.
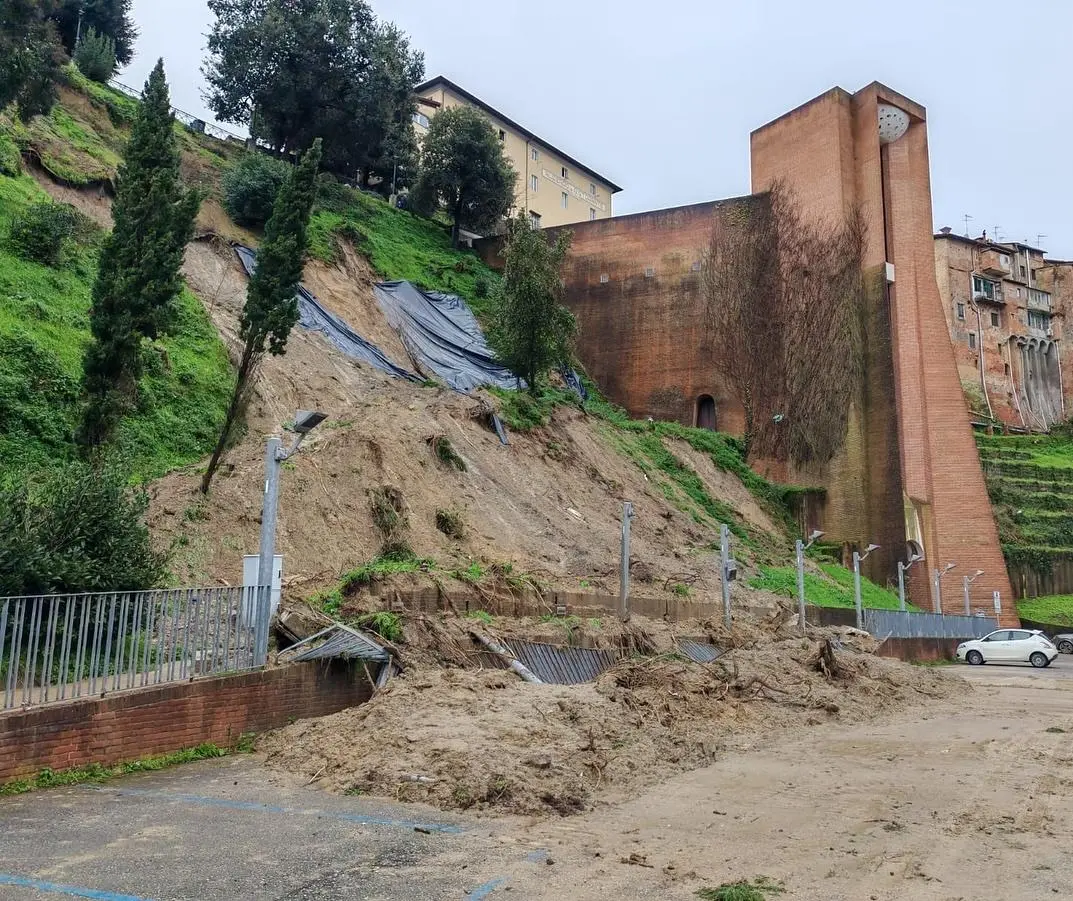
[972,275,999,301]
[589,182,597,196]
[1028,310,1052,331]
[990,311,1000,327]
[1004,362,1011,376]
[956,302,966,320]
[528,211,541,229]
[599,273,609,284]
[561,166,568,179]
[644,267,655,278]
[561,192,568,209]
[968,332,977,350]
[530,174,538,192]
[1020,265,1027,279]
[498,129,506,142]
[1028,288,1051,309]
[413,112,430,128]
[589,208,596,221]
[531,147,539,161]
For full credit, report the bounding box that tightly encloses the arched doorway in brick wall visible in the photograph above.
[696,395,717,430]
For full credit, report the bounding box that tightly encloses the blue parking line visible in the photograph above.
[95,787,463,834]
[0,874,154,901]
[468,878,507,899]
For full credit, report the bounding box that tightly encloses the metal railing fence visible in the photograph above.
[863,608,998,640]
[0,586,271,711]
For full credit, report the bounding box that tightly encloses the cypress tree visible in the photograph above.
[79,60,201,448]
[200,139,322,494]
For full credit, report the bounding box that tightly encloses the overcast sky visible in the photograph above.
[123,0,1073,256]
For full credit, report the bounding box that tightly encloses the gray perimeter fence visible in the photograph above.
[863,608,998,640]
[0,586,271,710]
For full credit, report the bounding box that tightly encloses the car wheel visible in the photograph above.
[1030,652,1049,668]
[966,650,984,665]
[1058,640,1073,654]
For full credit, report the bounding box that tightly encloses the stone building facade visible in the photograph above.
[935,232,1071,430]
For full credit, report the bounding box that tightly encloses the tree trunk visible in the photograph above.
[200,340,256,494]
[451,193,465,248]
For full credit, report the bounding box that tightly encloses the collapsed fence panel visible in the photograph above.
[0,586,272,711]
[863,609,998,640]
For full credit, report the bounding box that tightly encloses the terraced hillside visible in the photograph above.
[977,432,1073,613]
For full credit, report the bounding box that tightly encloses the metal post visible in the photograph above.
[618,502,634,622]
[255,436,283,666]
[933,570,942,614]
[993,590,1002,617]
[795,539,806,634]
[897,562,907,611]
[963,576,971,616]
[720,524,732,628]
[853,551,863,630]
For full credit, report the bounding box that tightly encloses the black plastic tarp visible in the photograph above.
[374,281,519,393]
[234,246,421,383]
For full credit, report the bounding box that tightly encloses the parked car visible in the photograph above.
[1053,634,1073,654]
[956,630,1058,668]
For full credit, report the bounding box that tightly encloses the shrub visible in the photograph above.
[74,28,118,84]
[222,153,292,227]
[0,133,21,177]
[7,202,88,267]
[0,459,168,596]
[429,435,467,471]
[435,509,465,539]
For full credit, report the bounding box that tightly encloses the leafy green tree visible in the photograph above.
[0,457,166,596]
[222,152,292,227]
[412,105,516,246]
[489,213,576,392]
[52,0,137,67]
[73,25,117,82]
[203,1,422,182]
[79,60,201,449]
[0,0,67,121]
[347,22,423,190]
[201,140,322,494]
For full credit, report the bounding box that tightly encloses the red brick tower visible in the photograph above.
[751,83,1015,619]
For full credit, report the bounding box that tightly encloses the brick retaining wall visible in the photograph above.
[0,662,374,783]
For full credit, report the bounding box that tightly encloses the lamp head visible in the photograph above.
[865,543,881,554]
[808,529,825,542]
[942,562,957,575]
[293,410,328,435]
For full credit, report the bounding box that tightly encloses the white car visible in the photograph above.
[956,629,1059,668]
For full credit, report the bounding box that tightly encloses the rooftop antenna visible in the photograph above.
[993,225,1004,242]
[963,213,973,237]
[1037,234,1047,248]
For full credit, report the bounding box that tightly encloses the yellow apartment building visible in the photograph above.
[413,76,622,230]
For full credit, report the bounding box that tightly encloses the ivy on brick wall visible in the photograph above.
[702,183,866,466]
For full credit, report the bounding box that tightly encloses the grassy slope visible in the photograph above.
[976,432,1073,569]
[1017,596,1073,626]
[750,562,908,611]
[308,184,498,312]
[0,164,232,478]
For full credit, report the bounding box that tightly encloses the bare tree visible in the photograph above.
[703,183,866,465]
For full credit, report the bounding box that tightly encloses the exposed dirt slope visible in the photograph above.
[148,237,790,606]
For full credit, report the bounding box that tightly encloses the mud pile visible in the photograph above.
[259,613,963,817]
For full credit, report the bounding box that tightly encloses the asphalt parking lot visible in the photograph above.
[0,757,524,901]
[954,653,1073,682]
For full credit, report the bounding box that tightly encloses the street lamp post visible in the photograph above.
[897,550,924,611]
[963,569,985,616]
[933,563,957,614]
[255,410,327,664]
[853,543,880,630]
[795,529,824,635]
